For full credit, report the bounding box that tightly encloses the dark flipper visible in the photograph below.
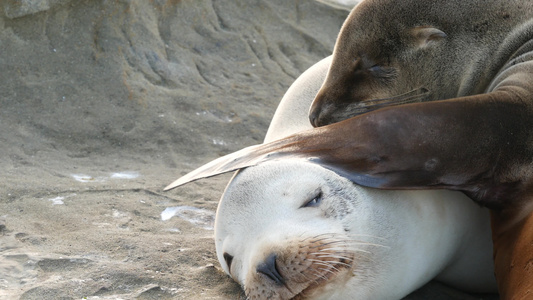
[166,90,533,207]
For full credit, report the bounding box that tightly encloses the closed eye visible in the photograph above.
[301,190,323,208]
[368,65,397,80]
[368,65,382,73]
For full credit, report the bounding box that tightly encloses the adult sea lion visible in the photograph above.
[165,1,533,298]
[213,57,496,299]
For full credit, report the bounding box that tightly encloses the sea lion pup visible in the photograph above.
[213,57,496,299]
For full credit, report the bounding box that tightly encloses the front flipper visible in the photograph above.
[164,143,281,191]
[166,90,532,207]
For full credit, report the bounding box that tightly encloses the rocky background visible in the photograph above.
[0,0,498,299]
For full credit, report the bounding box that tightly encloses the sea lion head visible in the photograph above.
[309,0,505,127]
[215,161,391,299]
[214,160,489,299]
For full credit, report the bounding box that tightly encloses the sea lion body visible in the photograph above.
[213,57,496,299]
[178,75,533,298]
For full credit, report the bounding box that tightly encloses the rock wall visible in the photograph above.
[0,0,347,169]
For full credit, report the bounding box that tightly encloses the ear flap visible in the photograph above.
[411,26,447,48]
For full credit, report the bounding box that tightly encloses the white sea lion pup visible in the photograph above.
[212,57,497,299]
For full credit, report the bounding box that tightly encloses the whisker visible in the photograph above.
[310,233,387,244]
[308,236,340,243]
[303,233,387,244]
[307,259,341,270]
[361,87,428,105]
[351,87,430,115]
[311,248,354,256]
[305,268,329,282]
[341,241,390,249]
[308,240,349,249]
[299,233,339,243]
[314,249,354,256]
[308,258,352,269]
[311,254,368,265]
[311,253,355,261]
[315,266,339,276]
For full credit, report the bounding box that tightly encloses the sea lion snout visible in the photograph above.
[244,234,356,299]
[308,93,322,127]
[309,91,337,127]
[309,81,368,127]
[310,85,431,127]
[255,253,285,286]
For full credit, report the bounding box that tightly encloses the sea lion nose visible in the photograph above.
[309,109,320,128]
[309,92,322,127]
[310,92,329,127]
[256,253,285,285]
[309,99,324,128]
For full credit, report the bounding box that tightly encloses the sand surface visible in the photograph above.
[0,0,499,299]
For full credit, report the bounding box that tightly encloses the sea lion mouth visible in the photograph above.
[350,87,430,116]
[289,260,352,300]
[244,235,376,300]
[286,241,356,300]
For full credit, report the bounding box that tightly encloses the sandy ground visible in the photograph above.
[0,0,499,299]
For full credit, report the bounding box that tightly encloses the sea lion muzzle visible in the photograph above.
[309,87,430,127]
